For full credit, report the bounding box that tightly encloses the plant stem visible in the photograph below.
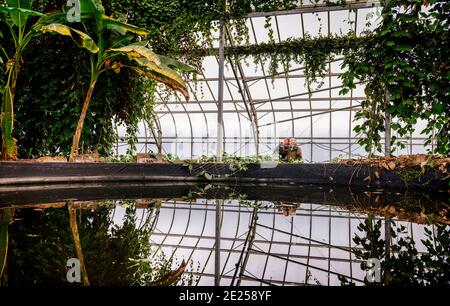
[1,50,22,160]
[69,74,98,162]
[68,202,90,286]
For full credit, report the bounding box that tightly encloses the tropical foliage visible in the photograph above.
[1,0,198,159]
[0,0,448,158]
[6,202,196,286]
[0,0,96,160]
[340,0,449,155]
[339,217,450,286]
[13,38,153,157]
[57,0,197,161]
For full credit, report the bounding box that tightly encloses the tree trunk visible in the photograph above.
[69,79,97,162]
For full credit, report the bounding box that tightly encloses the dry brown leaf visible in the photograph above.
[438,209,448,218]
[438,164,448,173]
[414,154,427,165]
[388,161,396,170]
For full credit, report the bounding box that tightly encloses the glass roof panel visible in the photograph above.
[113,2,433,161]
[277,15,303,40]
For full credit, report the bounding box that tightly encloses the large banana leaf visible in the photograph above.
[131,58,190,101]
[0,6,43,20]
[78,0,104,19]
[75,0,147,35]
[6,0,31,9]
[36,11,72,26]
[38,23,99,53]
[79,0,105,15]
[109,45,160,65]
[3,0,38,29]
[102,15,149,36]
[158,55,199,74]
[107,33,135,49]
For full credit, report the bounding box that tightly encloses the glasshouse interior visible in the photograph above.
[0,0,449,287]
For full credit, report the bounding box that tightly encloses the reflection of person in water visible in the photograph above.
[274,202,300,216]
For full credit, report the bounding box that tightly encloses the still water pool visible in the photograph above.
[0,183,449,286]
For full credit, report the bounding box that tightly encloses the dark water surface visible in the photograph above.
[0,183,449,286]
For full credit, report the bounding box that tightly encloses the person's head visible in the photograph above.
[288,138,296,146]
[283,138,289,145]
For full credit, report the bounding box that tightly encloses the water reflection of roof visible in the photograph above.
[146,199,434,286]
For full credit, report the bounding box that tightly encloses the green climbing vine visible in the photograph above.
[2,0,448,158]
[340,0,449,155]
[226,34,364,92]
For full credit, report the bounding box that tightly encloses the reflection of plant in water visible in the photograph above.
[185,186,298,212]
[230,192,273,210]
[5,201,196,286]
[68,202,90,285]
[0,209,14,285]
[131,251,198,286]
[233,193,301,214]
[339,216,450,286]
[305,269,321,286]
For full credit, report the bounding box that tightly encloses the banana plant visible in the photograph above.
[67,0,197,162]
[0,0,98,160]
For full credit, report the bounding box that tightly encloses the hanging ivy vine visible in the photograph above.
[182,0,450,156]
[225,35,364,91]
[340,0,449,155]
[3,0,448,157]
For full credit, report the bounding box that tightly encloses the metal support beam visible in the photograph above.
[148,113,163,159]
[385,113,392,157]
[215,199,222,286]
[216,20,225,162]
[259,105,361,127]
[155,96,367,105]
[231,208,258,286]
[244,1,375,18]
[385,91,391,157]
[384,216,391,285]
[155,108,363,114]
[253,82,362,106]
[225,26,260,157]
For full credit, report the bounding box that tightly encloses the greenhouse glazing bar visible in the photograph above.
[244,1,376,18]
[141,0,439,163]
[216,19,225,162]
